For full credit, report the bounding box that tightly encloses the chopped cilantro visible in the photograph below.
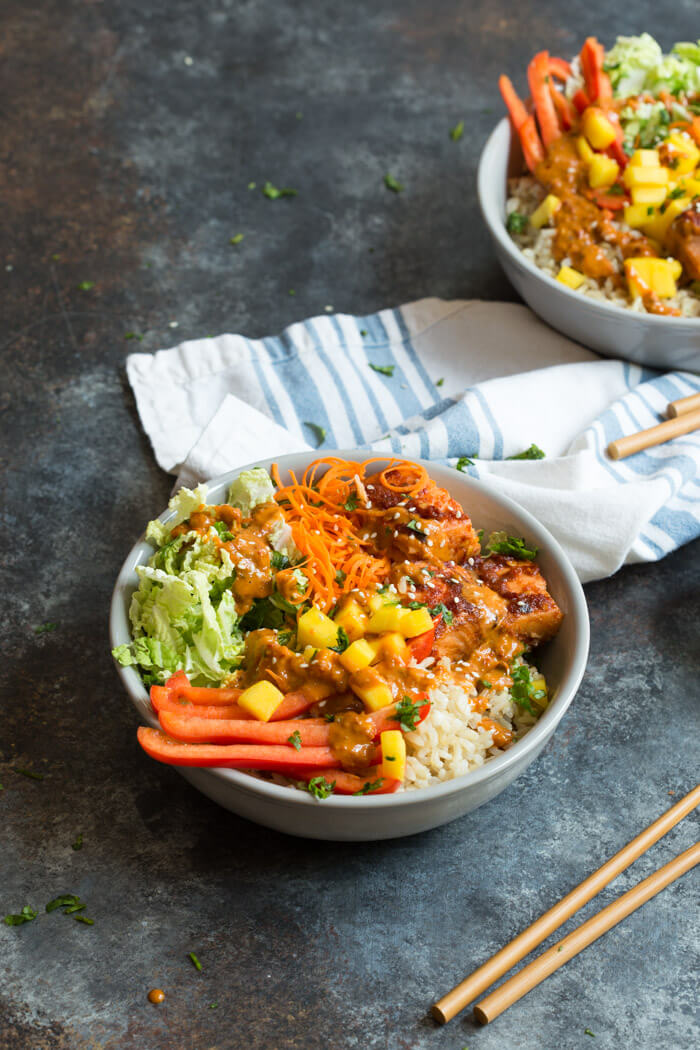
[507,443,545,460]
[668,186,685,200]
[211,521,233,541]
[606,184,624,195]
[330,626,350,653]
[509,662,542,715]
[406,519,427,539]
[353,778,385,795]
[210,1002,219,1009]
[647,205,654,215]
[289,289,296,295]
[71,833,84,851]
[455,456,474,471]
[4,906,37,926]
[384,173,404,193]
[239,597,285,631]
[486,531,538,560]
[449,120,464,141]
[369,362,395,376]
[360,329,368,336]
[188,951,202,971]
[476,528,484,545]
[277,629,294,647]
[46,894,82,913]
[506,212,529,234]
[34,622,58,634]
[287,730,302,751]
[76,280,94,291]
[323,712,335,723]
[271,550,289,571]
[229,233,245,245]
[74,915,94,925]
[430,602,453,625]
[124,332,144,341]
[306,776,336,799]
[394,695,423,733]
[262,181,297,199]
[584,1030,595,1038]
[13,767,45,780]
[335,568,347,585]
[435,377,444,387]
[304,421,326,447]
[343,494,358,512]
[248,181,256,189]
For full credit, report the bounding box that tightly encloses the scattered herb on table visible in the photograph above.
[306,776,336,800]
[229,233,244,245]
[384,173,404,193]
[360,328,368,336]
[507,443,546,460]
[71,833,84,851]
[394,696,423,733]
[584,1030,595,1038]
[304,421,326,447]
[76,280,94,291]
[248,181,256,189]
[486,531,538,560]
[369,362,394,377]
[124,332,144,341]
[74,915,94,925]
[188,951,202,971]
[210,1002,219,1009]
[455,456,474,471]
[353,778,385,795]
[34,622,58,634]
[13,767,44,780]
[4,906,37,926]
[287,730,302,751]
[288,289,296,295]
[46,894,82,913]
[262,181,297,199]
[506,211,529,234]
[436,377,444,387]
[449,120,464,141]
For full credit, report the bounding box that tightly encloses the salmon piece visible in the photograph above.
[474,555,563,645]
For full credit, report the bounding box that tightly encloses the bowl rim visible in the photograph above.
[478,115,700,328]
[109,451,590,810]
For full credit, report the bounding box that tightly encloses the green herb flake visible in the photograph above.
[360,329,368,336]
[306,776,336,800]
[486,531,538,560]
[229,233,245,245]
[384,173,404,193]
[3,906,37,926]
[455,456,474,472]
[335,568,347,585]
[271,550,290,571]
[304,421,327,447]
[507,443,546,461]
[124,332,144,341]
[248,181,257,189]
[436,377,444,387]
[506,211,529,234]
[13,767,45,780]
[210,1002,219,1009]
[343,494,358,512]
[509,662,543,715]
[369,362,395,376]
[287,730,302,751]
[46,894,82,913]
[262,181,297,200]
[647,205,654,215]
[449,120,464,142]
[288,289,296,295]
[430,602,453,625]
[606,183,624,195]
[584,1030,595,1038]
[188,951,202,971]
[71,833,84,851]
[34,622,58,634]
[406,519,427,539]
[394,695,423,733]
[76,280,95,291]
[330,626,350,653]
[74,915,94,925]
[353,778,385,795]
[669,186,685,200]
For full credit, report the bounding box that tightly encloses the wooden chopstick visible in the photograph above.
[473,840,700,1024]
[430,784,700,1024]
[667,392,700,418]
[607,408,700,460]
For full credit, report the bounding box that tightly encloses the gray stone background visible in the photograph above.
[1,1,698,1048]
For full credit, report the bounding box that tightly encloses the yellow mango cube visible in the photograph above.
[623,203,655,229]
[339,638,377,673]
[582,107,617,149]
[576,135,595,164]
[664,132,700,176]
[630,185,668,205]
[238,680,284,722]
[624,257,678,299]
[367,604,404,634]
[530,674,549,711]
[529,194,561,229]
[623,165,669,188]
[349,669,394,712]
[333,599,368,642]
[377,632,410,663]
[556,265,585,290]
[380,729,406,781]
[643,197,691,242]
[297,606,341,650]
[398,606,434,637]
[588,154,619,189]
[629,148,660,167]
[670,258,683,281]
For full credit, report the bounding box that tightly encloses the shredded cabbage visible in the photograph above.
[604,34,700,98]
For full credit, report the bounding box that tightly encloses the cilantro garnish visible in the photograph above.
[188,951,202,971]
[343,494,358,512]
[507,443,545,461]
[352,778,385,795]
[306,776,336,799]
[229,233,244,245]
[271,550,289,571]
[394,695,423,733]
[76,280,94,291]
[406,519,427,539]
[74,915,94,925]
[384,173,404,193]
[71,833,84,851]
[212,521,234,541]
[124,332,144,341]
[669,187,685,200]
[436,377,444,387]
[304,421,326,447]
[360,329,368,336]
[369,362,395,376]
[506,212,529,234]
[13,767,45,780]
[584,1030,595,1038]
[486,531,538,560]
[449,120,464,141]
[34,622,58,634]
[330,626,350,653]
[3,906,37,926]
[323,712,335,723]
[287,730,302,751]
[430,602,453,625]
[262,182,297,199]
[335,568,347,585]
[456,456,474,471]
[510,662,545,714]
[46,894,82,913]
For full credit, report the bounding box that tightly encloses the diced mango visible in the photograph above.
[530,674,549,711]
[380,729,406,781]
[582,107,617,150]
[397,606,434,638]
[576,135,595,164]
[365,637,383,662]
[333,599,368,642]
[670,258,683,281]
[367,604,405,634]
[588,154,619,188]
[377,632,410,663]
[664,132,700,176]
[297,606,341,650]
[349,669,394,712]
[624,203,655,229]
[339,638,377,673]
[629,148,660,167]
[529,193,561,229]
[623,165,669,188]
[556,265,585,290]
[624,257,678,300]
[630,185,668,205]
[643,197,691,242]
[238,680,284,722]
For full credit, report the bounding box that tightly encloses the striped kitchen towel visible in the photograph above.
[126,298,700,582]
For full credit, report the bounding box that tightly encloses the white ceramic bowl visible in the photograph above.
[110,452,589,841]
[478,117,700,373]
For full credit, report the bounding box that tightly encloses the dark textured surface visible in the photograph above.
[1,2,699,1048]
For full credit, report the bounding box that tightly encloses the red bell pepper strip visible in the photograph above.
[548,57,573,81]
[295,768,402,795]
[158,711,331,746]
[588,189,627,211]
[498,75,545,173]
[605,138,629,170]
[527,51,561,148]
[580,37,612,104]
[549,80,577,131]
[407,616,440,663]
[150,691,252,721]
[157,673,315,720]
[137,727,342,772]
[571,88,590,114]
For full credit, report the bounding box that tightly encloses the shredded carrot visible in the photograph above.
[271,456,427,611]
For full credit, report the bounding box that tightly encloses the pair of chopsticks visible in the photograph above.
[608,391,700,460]
[432,784,700,1026]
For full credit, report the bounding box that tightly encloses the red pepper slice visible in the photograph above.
[137,727,342,773]
[295,767,402,795]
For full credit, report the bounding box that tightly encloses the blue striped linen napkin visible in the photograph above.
[126,298,700,582]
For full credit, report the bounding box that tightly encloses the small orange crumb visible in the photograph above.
[148,988,165,1004]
